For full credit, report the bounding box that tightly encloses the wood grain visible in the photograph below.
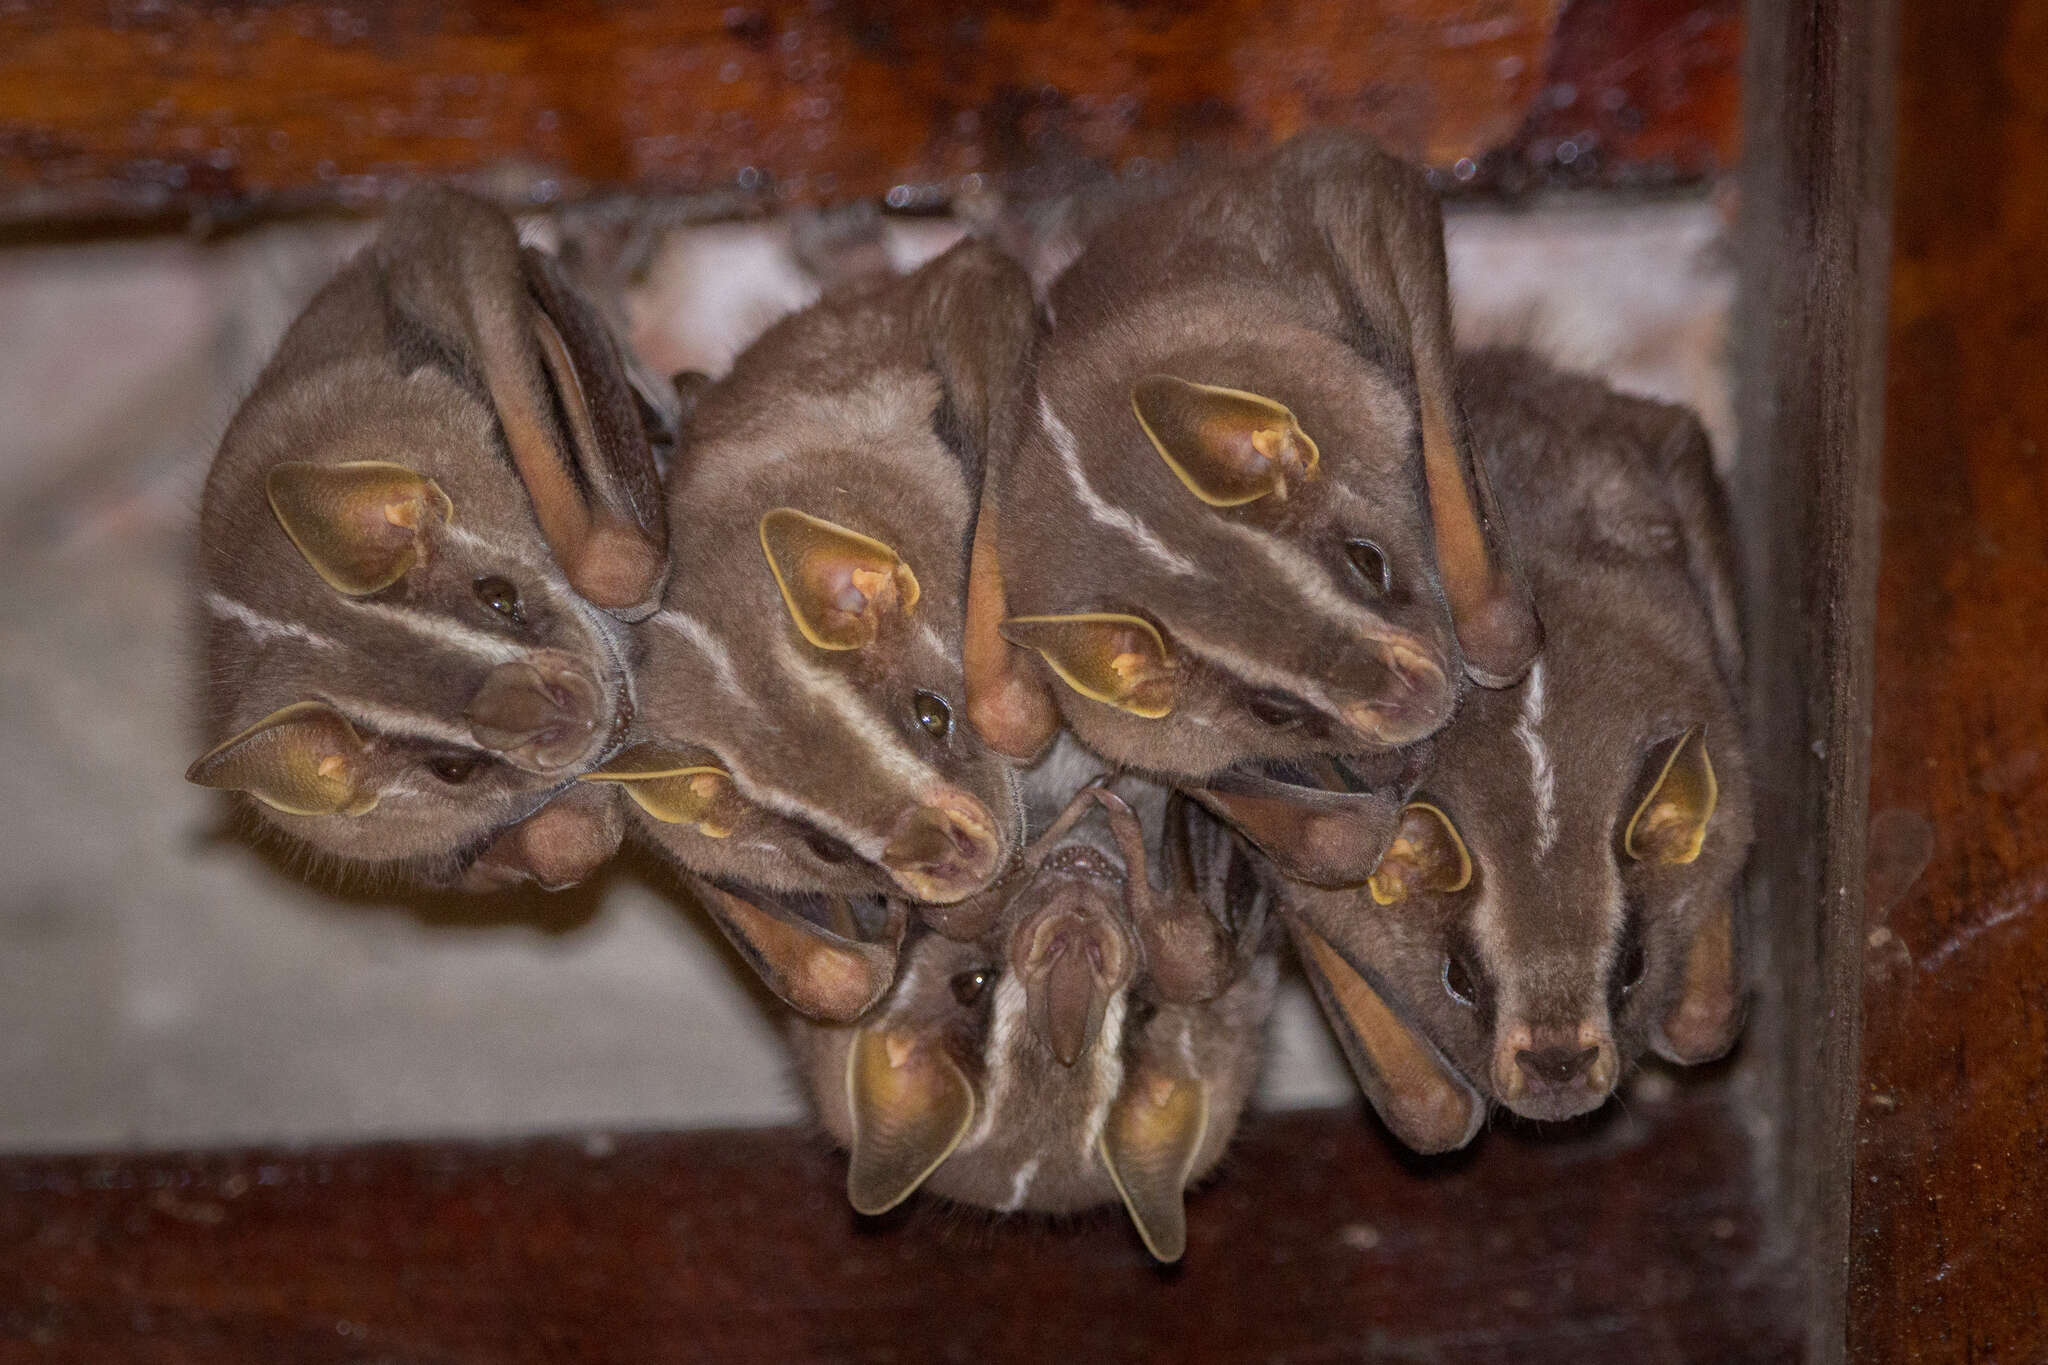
[0,0,1738,232]
[0,1090,1795,1364]
[1849,0,2048,1355]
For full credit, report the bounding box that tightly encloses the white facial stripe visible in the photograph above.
[1001,1156,1042,1213]
[438,521,554,581]
[773,637,940,792]
[1217,517,1395,639]
[722,768,884,861]
[651,609,752,704]
[1175,1016,1197,1075]
[206,593,340,652]
[1169,622,1347,720]
[1515,659,1559,858]
[1041,395,1201,578]
[1077,991,1128,1164]
[965,972,1031,1151]
[326,695,482,750]
[340,598,528,666]
[916,621,951,665]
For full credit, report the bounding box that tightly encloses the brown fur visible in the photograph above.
[1284,350,1754,1143]
[190,188,667,889]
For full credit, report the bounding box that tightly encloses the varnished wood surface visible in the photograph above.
[0,1090,1795,1364]
[1850,0,2048,1356]
[0,0,1738,232]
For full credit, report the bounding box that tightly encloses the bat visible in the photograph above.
[786,737,1278,1263]
[598,238,1038,995]
[186,186,672,890]
[1282,349,1753,1152]
[963,131,1541,885]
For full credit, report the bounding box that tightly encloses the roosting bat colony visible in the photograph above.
[187,132,1753,1262]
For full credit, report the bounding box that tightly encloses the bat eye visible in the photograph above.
[950,967,993,1006]
[1246,688,1313,729]
[1127,994,1159,1029]
[1617,936,1648,994]
[1344,539,1392,598]
[473,576,524,623]
[426,754,483,785]
[913,690,954,740]
[1443,950,1479,1007]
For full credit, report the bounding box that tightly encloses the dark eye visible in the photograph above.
[1443,951,1479,1007]
[1247,688,1314,729]
[950,968,993,1006]
[1127,995,1159,1029]
[1345,539,1392,598]
[473,576,524,624]
[426,754,482,785]
[913,690,953,740]
[1617,936,1648,994]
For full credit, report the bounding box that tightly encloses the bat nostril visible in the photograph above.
[465,655,606,772]
[880,801,1001,903]
[1515,1045,1601,1088]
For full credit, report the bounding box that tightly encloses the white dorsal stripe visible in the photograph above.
[1002,1156,1042,1213]
[1514,659,1558,857]
[1041,395,1201,578]
[1077,991,1129,1163]
[206,593,339,652]
[340,598,528,666]
[650,609,751,704]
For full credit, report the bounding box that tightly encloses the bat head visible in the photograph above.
[189,187,668,886]
[626,238,1035,907]
[966,134,1540,873]
[1284,353,1753,1150]
[790,743,1277,1262]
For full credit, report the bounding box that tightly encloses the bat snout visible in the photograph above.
[1492,1020,1618,1120]
[465,652,609,773]
[1010,885,1136,1067]
[879,796,1003,904]
[460,785,625,892]
[1338,640,1454,749]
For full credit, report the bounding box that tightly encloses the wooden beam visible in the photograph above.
[0,0,1738,232]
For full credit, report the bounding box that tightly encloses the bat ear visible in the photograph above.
[1187,772,1403,888]
[963,506,1062,760]
[266,461,451,596]
[759,508,921,651]
[186,701,380,817]
[1624,725,1719,864]
[1101,1071,1208,1263]
[1131,375,1319,507]
[1653,897,1744,1065]
[1292,137,1540,685]
[693,880,905,1024]
[1289,919,1482,1153]
[375,189,669,618]
[581,743,742,838]
[997,613,1175,719]
[845,1025,976,1215]
[1367,802,1472,906]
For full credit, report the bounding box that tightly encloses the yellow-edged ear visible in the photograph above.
[1132,375,1319,506]
[185,701,379,817]
[998,613,1175,719]
[845,1026,975,1215]
[760,508,920,651]
[1100,1070,1208,1263]
[1625,725,1718,865]
[581,743,740,838]
[1367,802,1471,905]
[266,461,452,596]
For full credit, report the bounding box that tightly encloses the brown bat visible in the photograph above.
[1283,350,1753,1153]
[600,237,1035,961]
[787,738,1277,1263]
[186,186,672,891]
[964,131,1541,885]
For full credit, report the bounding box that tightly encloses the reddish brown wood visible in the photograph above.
[0,1091,1794,1363]
[0,0,1738,231]
[1849,0,2048,1355]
